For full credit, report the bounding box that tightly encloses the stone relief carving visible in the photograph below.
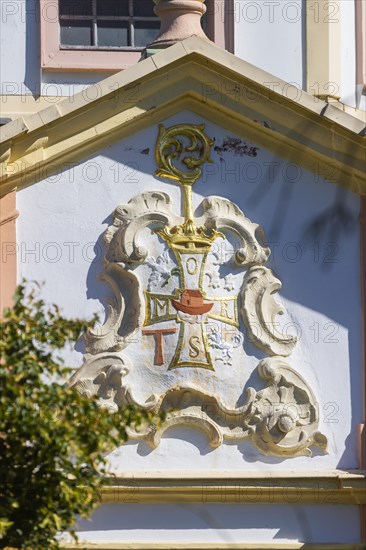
[71,355,130,412]
[70,123,328,459]
[247,357,327,457]
[124,357,327,457]
[240,266,298,356]
[146,251,179,290]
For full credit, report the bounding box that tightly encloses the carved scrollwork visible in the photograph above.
[84,192,181,354]
[124,386,254,447]
[105,191,182,264]
[155,123,214,185]
[70,354,130,412]
[247,357,328,457]
[149,414,224,449]
[127,357,327,457]
[70,122,329,460]
[240,266,297,356]
[201,196,270,266]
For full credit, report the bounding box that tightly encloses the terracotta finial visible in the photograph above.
[148,0,209,49]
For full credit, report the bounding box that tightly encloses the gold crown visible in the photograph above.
[158,219,222,253]
[154,123,220,252]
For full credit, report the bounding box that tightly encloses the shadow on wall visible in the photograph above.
[73,502,360,544]
[25,0,41,96]
[71,112,361,469]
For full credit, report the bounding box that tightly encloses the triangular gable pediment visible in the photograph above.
[0,36,365,197]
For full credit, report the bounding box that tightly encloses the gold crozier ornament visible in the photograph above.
[144,124,239,371]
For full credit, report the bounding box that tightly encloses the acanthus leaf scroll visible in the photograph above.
[71,123,328,459]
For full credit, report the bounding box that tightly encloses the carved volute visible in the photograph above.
[69,123,329,460]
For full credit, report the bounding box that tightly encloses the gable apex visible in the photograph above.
[0,36,365,197]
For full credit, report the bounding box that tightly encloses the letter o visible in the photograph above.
[42,242,62,263]
[82,84,102,102]
[243,162,262,182]
[82,162,102,183]
[242,2,262,22]
[283,483,301,503]
[282,2,302,22]
[282,242,302,263]
[283,162,301,182]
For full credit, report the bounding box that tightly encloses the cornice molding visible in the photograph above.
[62,540,365,550]
[0,209,19,226]
[0,37,365,198]
[0,190,17,312]
[61,543,366,549]
[91,470,366,505]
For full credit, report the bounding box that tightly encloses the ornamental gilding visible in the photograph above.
[71,123,328,459]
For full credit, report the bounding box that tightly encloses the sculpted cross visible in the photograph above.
[142,124,239,371]
[74,120,327,459]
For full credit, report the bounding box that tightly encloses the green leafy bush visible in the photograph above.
[0,283,155,549]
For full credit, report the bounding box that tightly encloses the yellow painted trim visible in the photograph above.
[61,543,366,550]
[2,94,365,123]
[85,470,366,505]
[0,95,63,120]
[0,191,18,313]
[306,0,342,102]
[0,38,365,198]
[2,93,365,123]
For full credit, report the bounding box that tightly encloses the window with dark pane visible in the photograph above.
[59,0,160,49]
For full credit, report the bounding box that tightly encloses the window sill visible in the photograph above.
[42,48,142,72]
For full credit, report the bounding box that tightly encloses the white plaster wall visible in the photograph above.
[0,0,109,98]
[67,503,359,544]
[0,0,40,96]
[0,0,306,99]
[0,0,304,96]
[340,0,357,108]
[1,0,364,113]
[233,0,304,87]
[17,112,361,543]
[40,72,112,97]
[17,111,362,542]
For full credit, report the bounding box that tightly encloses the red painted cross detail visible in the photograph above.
[142,328,177,366]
